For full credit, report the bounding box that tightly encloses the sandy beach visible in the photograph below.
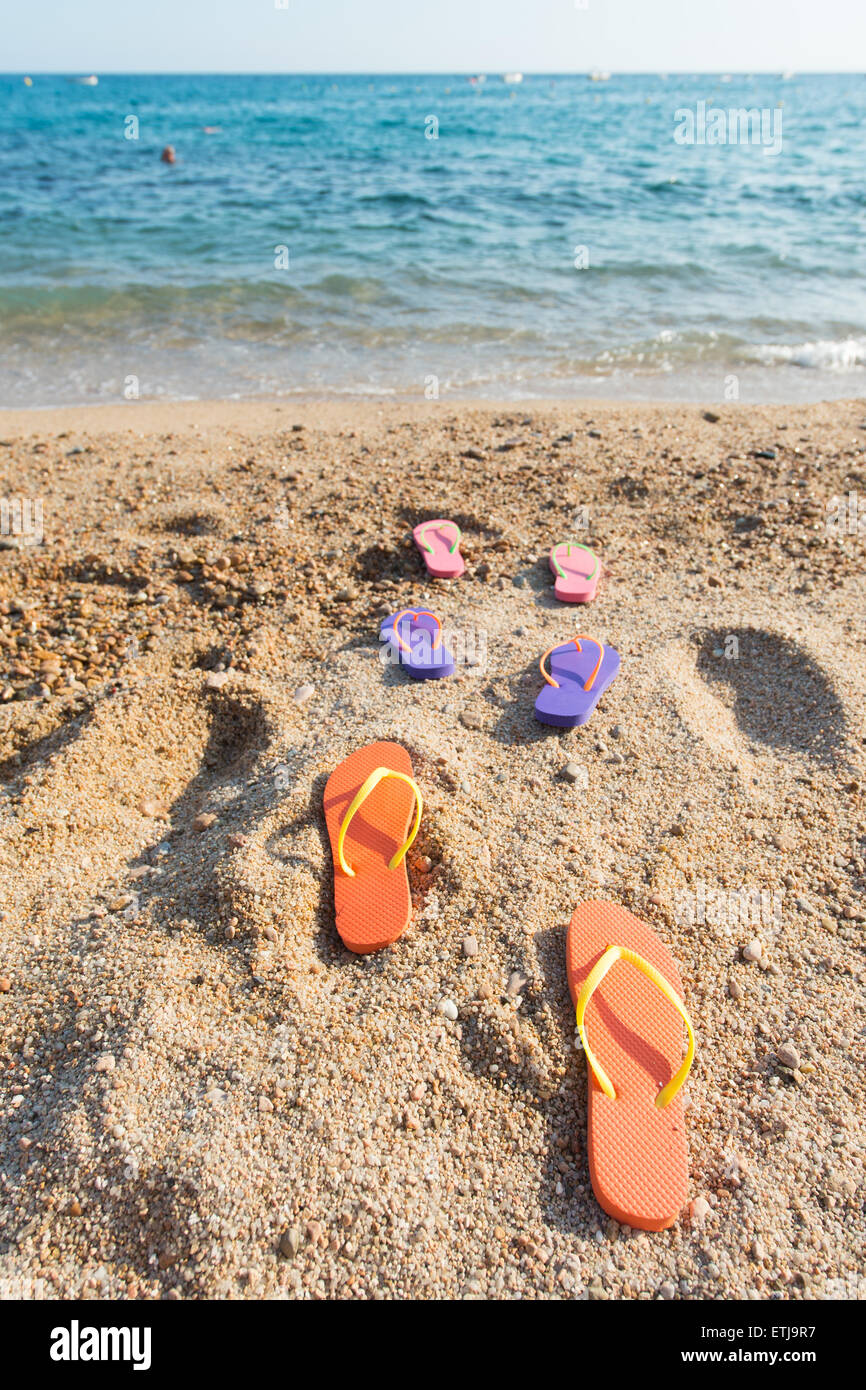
[0,396,863,1301]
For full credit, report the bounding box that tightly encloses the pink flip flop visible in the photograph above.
[413,519,465,579]
[549,542,600,603]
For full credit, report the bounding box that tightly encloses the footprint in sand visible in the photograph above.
[656,623,857,953]
[0,672,302,1287]
[661,625,848,802]
[694,627,847,767]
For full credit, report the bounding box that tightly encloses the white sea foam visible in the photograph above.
[752,337,866,371]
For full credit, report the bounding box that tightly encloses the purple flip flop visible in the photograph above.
[534,635,620,728]
[379,607,456,681]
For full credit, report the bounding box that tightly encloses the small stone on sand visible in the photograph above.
[689,1197,711,1223]
[777,1042,800,1070]
[279,1226,303,1258]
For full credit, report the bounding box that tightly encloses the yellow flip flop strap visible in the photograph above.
[575,944,695,1110]
[337,767,423,878]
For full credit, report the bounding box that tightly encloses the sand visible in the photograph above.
[0,396,863,1301]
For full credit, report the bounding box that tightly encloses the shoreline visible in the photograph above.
[2,393,865,438]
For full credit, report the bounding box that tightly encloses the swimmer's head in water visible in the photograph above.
[160,145,176,164]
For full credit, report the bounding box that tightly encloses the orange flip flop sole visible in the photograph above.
[324,741,417,954]
[566,901,690,1231]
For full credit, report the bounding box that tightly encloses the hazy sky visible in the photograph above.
[3,0,864,74]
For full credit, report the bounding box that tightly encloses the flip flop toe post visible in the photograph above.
[566,901,694,1231]
[324,742,423,954]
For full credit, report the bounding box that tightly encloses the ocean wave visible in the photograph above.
[750,338,866,370]
[310,273,397,302]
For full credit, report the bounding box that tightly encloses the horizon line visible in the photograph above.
[5,68,864,77]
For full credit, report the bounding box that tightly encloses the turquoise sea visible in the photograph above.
[1,72,864,406]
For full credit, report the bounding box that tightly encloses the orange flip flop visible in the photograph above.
[323,741,423,954]
[565,901,695,1231]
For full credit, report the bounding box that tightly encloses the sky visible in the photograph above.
[2,0,864,74]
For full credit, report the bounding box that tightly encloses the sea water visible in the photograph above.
[0,72,863,406]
